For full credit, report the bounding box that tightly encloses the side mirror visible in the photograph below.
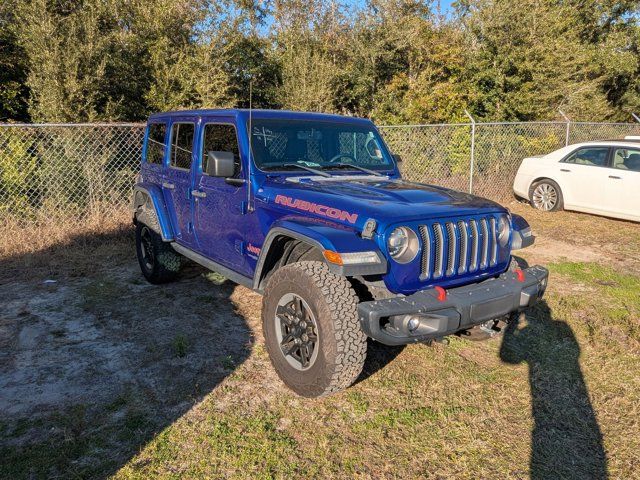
[205,151,235,177]
[392,154,402,163]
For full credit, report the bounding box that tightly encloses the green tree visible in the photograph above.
[270,0,346,112]
[0,0,29,121]
[5,0,639,123]
[458,0,640,121]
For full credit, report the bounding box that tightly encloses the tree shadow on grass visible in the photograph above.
[0,228,252,479]
[500,301,608,480]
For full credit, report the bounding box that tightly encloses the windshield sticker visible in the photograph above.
[274,194,359,224]
[252,126,276,146]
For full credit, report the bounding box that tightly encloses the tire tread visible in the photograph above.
[135,222,181,284]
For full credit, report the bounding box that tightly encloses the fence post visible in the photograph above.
[464,110,476,194]
[559,109,571,146]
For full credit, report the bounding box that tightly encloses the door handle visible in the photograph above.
[560,169,571,172]
[191,190,207,198]
[162,182,175,189]
[609,175,621,179]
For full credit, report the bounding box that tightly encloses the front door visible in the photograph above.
[193,120,250,275]
[557,146,609,210]
[163,121,196,246]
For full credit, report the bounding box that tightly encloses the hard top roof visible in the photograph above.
[148,108,373,125]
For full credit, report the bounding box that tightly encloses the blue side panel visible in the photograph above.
[134,182,175,241]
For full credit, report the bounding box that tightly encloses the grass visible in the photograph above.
[111,262,640,479]
[508,199,640,269]
[0,209,133,283]
[547,262,640,352]
[1,208,639,479]
[172,334,190,358]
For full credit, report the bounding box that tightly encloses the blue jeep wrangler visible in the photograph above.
[132,109,548,397]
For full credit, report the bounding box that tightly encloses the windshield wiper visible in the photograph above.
[322,163,384,176]
[279,163,332,177]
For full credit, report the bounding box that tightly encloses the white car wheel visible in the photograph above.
[530,180,563,212]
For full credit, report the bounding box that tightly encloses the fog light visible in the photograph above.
[407,317,421,332]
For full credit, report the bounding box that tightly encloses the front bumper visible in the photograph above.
[358,265,549,346]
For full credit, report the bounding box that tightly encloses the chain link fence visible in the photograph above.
[0,124,143,228]
[380,121,640,201]
[1,120,639,229]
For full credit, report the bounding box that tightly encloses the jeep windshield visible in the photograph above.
[248,119,395,173]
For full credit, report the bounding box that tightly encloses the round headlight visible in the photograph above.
[498,214,511,247]
[387,227,419,263]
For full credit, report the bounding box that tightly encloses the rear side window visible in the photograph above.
[563,147,609,167]
[146,123,166,165]
[170,123,195,170]
[612,148,640,172]
[202,124,241,176]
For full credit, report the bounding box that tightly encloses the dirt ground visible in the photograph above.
[1,199,639,478]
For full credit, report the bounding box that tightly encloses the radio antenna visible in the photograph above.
[246,78,254,212]
[248,79,253,135]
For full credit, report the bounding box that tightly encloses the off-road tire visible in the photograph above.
[135,222,182,284]
[529,179,564,212]
[262,261,367,397]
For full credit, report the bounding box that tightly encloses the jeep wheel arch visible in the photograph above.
[253,230,327,291]
[253,225,387,292]
[132,184,175,241]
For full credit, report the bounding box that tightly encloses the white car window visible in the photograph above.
[612,148,640,172]
[563,147,609,167]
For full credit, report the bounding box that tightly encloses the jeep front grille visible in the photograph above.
[419,216,499,280]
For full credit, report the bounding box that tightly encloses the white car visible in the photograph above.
[513,138,640,222]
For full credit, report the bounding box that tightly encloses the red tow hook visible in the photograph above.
[515,268,525,282]
[434,286,447,302]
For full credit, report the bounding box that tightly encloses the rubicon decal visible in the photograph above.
[274,195,359,224]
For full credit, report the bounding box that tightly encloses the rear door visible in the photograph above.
[163,120,196,246]
[193,119,250,274]
[558,146,610,210]
[606,147,640,220]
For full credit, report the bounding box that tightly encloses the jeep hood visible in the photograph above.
[261,175,505,227]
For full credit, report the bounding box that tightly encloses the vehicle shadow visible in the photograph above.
[0,227,252,479]
[356,340,405,384]
[347,279,405,384]
[500,301,608,479]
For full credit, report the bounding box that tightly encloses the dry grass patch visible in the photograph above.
[0,210,132,283]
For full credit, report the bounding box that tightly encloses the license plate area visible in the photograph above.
[469,294,513,323]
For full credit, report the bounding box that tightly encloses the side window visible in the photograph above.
[145,123,167,165]
[170,123,195,170]
[612,148,640,172]
[202,124,241,176]
[563,147,609,167]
